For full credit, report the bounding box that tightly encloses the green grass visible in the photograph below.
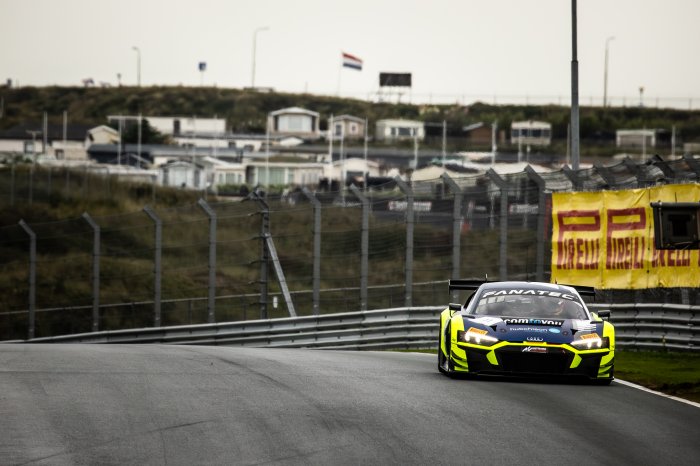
[615,350,700,403]
[414,349,700,403]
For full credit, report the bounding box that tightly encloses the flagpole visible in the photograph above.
[336,54,342,96]
[363,117,368,190]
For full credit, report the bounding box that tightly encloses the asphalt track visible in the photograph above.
[1,344,699,466]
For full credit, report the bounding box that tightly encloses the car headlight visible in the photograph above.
[571,333,610,349]
[457,327,499,347]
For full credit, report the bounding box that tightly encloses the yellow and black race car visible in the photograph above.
[438,280,614,384]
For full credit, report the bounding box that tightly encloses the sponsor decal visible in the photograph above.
[548,328,561,334]
[572,320,597,332]
[507,327,549,333]
[522,347,548,353]
[504,318,565,327]
[472,317,502,326]
[526,336,544,342]
[482,289,577,301]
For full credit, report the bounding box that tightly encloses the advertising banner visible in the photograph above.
[551,184,700,289]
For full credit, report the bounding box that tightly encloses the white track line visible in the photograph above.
[615,379,700,409]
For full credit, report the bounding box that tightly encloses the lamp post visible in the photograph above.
[603,36,615,108]
[132,46,141,87]
[251,27,269,89]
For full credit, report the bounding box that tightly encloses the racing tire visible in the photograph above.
[438,322,453,377]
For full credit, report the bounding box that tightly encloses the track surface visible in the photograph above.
[1,344,699,465]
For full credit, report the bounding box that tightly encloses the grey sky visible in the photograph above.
[2,0,699,105]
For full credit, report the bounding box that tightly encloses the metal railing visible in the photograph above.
[13,304,699,352]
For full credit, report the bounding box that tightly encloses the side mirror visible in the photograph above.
[448,303,462,315]
[597,310,611,321]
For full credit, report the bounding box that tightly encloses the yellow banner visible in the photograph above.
[551,184,700,289]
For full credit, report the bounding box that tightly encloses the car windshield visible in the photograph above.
[473,293,588,320]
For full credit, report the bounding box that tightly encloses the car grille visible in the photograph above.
[495,348,573,374]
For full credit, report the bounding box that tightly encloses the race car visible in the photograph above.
[438,280,614,384]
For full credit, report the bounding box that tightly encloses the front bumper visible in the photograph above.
[451,341,614,380]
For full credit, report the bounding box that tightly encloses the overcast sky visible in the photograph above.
[2,0,699,106]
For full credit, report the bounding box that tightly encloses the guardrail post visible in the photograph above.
[10,159,15,206]
[143,206,162,327]
[395,177,414,307]
[18,220,36,340]
[82,212,101,331]
[302,187,321,316]
[441,173,463,302]
[525,166,546,282]
[198,199,217,323]
[487,169,508,280]
[350,185,369,311]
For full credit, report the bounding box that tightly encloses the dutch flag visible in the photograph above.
[342,52,363,71]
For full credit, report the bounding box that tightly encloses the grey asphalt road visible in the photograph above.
[1,344,698,466]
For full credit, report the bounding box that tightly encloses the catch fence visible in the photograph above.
[1,155,700,341]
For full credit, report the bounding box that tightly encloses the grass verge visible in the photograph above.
[615,350,700,403]
[412,349,700,403]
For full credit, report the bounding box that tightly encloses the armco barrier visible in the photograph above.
[11,304,700,352]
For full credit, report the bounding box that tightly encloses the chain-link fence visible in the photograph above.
[1,155,699,341]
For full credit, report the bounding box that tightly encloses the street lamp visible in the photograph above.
[251,27,269,89]
[132,46,141,87]
[603,36,615,108]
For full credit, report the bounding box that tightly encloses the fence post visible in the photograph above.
[10,160,15,206]
[395,177,413,307]
[28,165,34,205]
[82,212,101,332]
[441,173,462,281]
[18,220,36,339]
[143,206,162,327]
[350,185,369,311]
[487,169,508,280]
[562,165,583,191]
[525,166,546,282]
[198,199,217,324]
[302,187,321,316]
[594,163,616,188]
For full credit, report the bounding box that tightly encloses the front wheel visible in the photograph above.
[438,322,452,376]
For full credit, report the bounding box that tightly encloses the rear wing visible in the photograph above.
[448,279,596,297]
[560,284,596,297]
[448,279,486,292]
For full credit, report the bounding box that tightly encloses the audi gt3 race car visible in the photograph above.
[438,280,614,384]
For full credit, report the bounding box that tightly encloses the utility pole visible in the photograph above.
[603,36,615,108]
[571,0,580,170]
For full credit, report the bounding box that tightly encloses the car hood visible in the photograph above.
[463,315,604,344]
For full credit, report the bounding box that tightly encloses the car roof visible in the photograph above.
[477,281,579,295]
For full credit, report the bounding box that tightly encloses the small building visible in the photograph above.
[0,123,91,160]
[463,122,496,146]
[268,107,321,140]
[330,115,366,140]
[616,129,657,148]
[108,115,226,137]
[325,157,382,185]
[375,119,425,142]
[86,125,119,146]
[159,160,208,189]
[510,121,551,146]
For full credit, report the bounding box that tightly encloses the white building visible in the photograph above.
[510,121,552,146]
[330,115,366,140]
[108,115,226,136]
[268,107,321,139]
[616,129,657,148]
[375,119,425,142]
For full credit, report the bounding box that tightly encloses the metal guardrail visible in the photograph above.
[10,304,699,352]
[590,303,700,352]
